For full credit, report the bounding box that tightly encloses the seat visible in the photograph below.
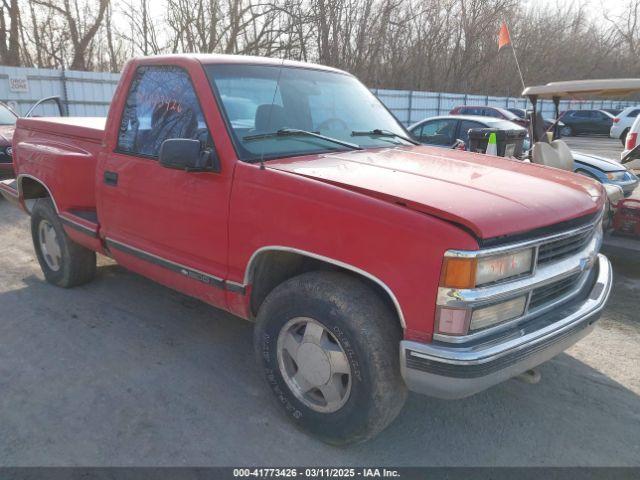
[549,139,574,171]
[533,140,623,209]
[532,142,564,168]
[254,104,287,132]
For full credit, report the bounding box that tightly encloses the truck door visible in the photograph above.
[97,65,232,308]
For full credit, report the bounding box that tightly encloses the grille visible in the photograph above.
[0,151,10,164]
[537,229,594,265]
[529,273,582,311]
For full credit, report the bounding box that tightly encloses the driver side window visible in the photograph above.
[417,119,456,145]
[117,65,212,158]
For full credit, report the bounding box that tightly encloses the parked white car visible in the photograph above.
[621,114,640,161]
[610,105,640,144]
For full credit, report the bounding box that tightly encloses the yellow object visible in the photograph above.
[441,257,477,289]
[486,132,498,155]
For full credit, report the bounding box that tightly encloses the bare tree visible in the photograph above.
[31,0,110,69]
[0,0,21,65]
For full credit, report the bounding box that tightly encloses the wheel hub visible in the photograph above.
[277,317,352,413]
[296,343,332,386]
[38,219,62,272]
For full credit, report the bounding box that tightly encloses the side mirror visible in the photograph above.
[159,138,221,173]
[451,139,466,150]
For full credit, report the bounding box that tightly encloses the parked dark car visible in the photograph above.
[507,107,565,132]
[449,105,528,127]
[559,109,614,136]
[408,115,529,150]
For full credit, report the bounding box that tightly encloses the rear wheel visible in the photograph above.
[254,271,407,445]
[31,198,96,288]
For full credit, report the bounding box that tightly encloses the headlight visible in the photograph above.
[5,146,12,157]
[441,248,534,289]
[470,296,527,331]
[606,171,626,181]
[435,295,528,335]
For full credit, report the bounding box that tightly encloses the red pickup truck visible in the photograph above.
[0,55,612,444]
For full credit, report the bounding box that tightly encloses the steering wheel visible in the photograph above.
[317,118,348,132]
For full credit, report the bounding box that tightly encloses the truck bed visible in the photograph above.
[17,117,106,142]
[12,116,106,220]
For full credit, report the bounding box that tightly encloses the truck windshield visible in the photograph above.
[0,104,18,125]
[206,64,411,162]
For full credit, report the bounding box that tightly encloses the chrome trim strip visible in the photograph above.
[17,173,60,214]
[435,268,592,344]
[243,246,406,329]
[434,222,602,344]
[444,209,603,259]
[106,238,226,289]
[437,234,600,308]
[225,280,247,295]
[405,254,611,367]
[59,215,98,238]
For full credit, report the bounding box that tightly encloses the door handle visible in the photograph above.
[104,171,118,186]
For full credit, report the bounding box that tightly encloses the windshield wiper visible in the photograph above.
[243,128,362,151]
[351,129,419,145]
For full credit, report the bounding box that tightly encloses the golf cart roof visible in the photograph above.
[522,79,640,99]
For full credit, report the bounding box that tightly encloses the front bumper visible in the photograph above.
[400,254,612,399]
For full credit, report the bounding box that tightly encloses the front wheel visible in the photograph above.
[31,198,97,288]
[254,271,407,445]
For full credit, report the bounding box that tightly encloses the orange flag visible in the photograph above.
[498,21,512,51]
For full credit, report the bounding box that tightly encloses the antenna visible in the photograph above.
[259,55,286,170]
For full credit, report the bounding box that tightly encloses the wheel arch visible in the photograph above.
[18,174,58,214]
[244,246,406,330]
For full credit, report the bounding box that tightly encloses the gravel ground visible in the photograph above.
[1,141,639,465]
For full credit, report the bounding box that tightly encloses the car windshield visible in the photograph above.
[0,104,18,125]
[206,64,411,162]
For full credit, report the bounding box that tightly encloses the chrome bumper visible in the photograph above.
[400,254,612,399]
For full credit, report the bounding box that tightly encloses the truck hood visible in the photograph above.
[267,146,603,240]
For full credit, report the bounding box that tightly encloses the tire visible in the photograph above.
[621,129,629,146]
[31,198,96,288]
[561,125,573,137]
[254,271,407,445]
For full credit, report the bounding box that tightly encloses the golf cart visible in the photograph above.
[523,79,640,250]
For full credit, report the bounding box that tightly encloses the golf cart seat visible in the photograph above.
[550,139,574,170]
[531,142,572,170]
[532,140,622,206]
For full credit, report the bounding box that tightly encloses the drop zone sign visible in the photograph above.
[8,76,29,93]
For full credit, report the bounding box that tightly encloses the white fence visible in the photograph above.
[373,89,636,125]
[1,65,635,124]
[0,66,118,117]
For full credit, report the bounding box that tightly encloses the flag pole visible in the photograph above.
[510,42,526,92]
[499,21,526,91]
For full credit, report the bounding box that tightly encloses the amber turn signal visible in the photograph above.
[441,257,477,289]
